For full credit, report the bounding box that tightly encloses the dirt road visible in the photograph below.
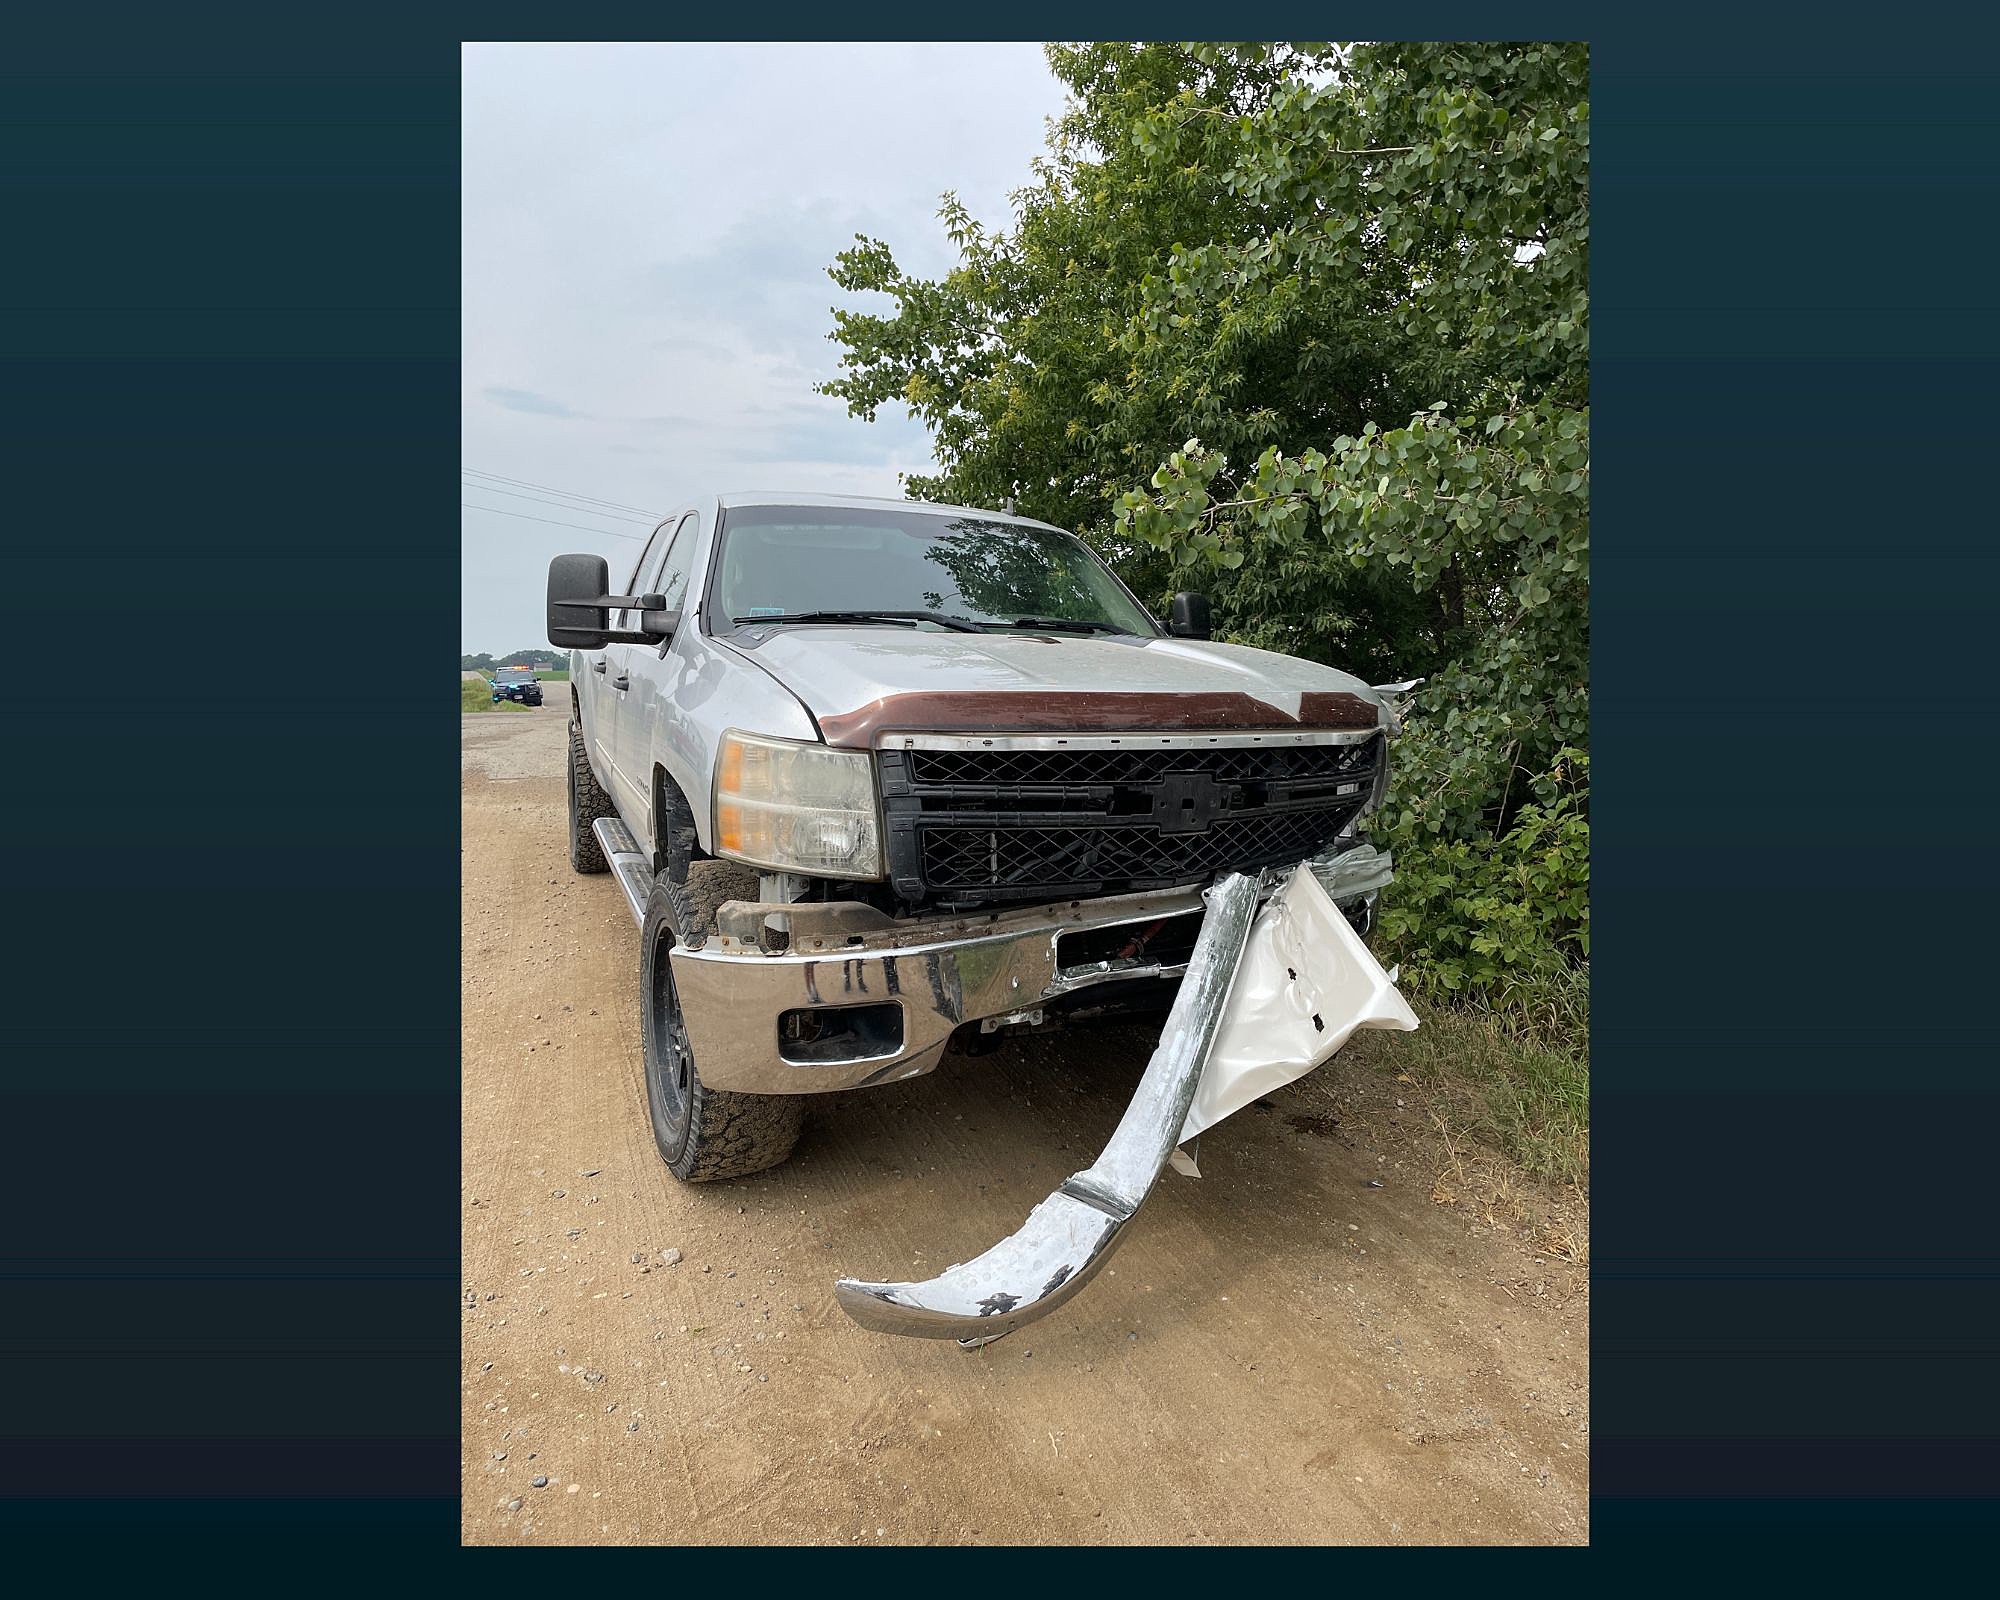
[462,698,1588,1545]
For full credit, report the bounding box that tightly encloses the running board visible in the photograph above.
[834,870,1262,1344]
[591,817,654,927]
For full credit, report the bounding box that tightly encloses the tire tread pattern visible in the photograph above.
[647,864,803,1182]
[568,718,616,874]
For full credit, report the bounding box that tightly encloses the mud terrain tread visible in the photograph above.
[568,719,615,874]
[673,1078,806,1182]
[644,867,804,1182]
[680,859,760,932]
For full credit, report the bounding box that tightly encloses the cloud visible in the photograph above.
[647,335,736,362]
[619,397,927,468]
[461,43,1069,652]
[638,200,895,375]
[484,386,591,419]
[734,403,929,466]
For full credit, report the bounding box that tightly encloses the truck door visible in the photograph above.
[595,517,676,824]
[620,511,702,848]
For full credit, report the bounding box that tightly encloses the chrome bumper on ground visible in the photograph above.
[833,871,1263,1343]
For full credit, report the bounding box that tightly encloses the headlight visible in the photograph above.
[713,730,883,878]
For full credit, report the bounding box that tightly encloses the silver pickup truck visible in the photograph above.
[547,491,1417,1344]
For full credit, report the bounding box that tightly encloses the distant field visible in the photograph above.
[462,677,532,714]
[535,669,569,681]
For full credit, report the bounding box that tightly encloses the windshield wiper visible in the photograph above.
[731,610,985,634]
[1003,616,1132,635]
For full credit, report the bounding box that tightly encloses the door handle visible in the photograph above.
[591,659,607,675]
[610,673,630,692]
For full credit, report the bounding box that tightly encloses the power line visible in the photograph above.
[461,501,646,540]
[457,477,658,524]
[462,466,664,518]
[463,470,661,518]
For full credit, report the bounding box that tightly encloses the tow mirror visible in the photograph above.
[1167,591,1213,640]
[547,554,673,648]
[637,596,680,643]
[548,554,613,648]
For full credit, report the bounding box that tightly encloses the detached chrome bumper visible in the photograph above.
[834,871,1263,1342]
[834,854,1418,1344]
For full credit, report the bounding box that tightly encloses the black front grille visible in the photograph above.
[880,736,1382,909]
[906,742,1376,789]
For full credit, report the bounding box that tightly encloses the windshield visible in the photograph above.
[495,670,537,684]
[711,506,1158,635]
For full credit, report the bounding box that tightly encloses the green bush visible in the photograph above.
[823,42,1588,1043]
[1376,749,1588,1015]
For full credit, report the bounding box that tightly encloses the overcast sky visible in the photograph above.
[461,42,1070,653]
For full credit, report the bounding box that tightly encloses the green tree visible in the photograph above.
[823,42,1588,1006]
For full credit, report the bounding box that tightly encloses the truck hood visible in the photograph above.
[730,626,1385,748]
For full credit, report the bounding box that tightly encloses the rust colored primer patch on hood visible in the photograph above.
[816,689,1379,749]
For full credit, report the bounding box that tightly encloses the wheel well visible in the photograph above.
[652,764,708,883]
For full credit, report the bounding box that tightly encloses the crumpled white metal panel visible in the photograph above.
[1178,864,1418,1147]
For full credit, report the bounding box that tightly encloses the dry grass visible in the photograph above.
[1341,992,1590,1261]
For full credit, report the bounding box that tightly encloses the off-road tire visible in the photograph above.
[567,718,616,874]
[640,873,804,1181]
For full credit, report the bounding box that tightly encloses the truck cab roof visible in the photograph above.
[714,490,1063,534]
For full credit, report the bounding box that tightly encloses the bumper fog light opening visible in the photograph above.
[777,1002,904,1066]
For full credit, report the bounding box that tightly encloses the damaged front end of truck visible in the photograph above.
[818,692,1422,1344]
[592,724,1420,1347]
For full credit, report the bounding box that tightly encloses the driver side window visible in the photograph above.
[615,517,675,631]
[649,512,700,615]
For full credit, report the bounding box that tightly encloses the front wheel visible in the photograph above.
[641,879,804,1182]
